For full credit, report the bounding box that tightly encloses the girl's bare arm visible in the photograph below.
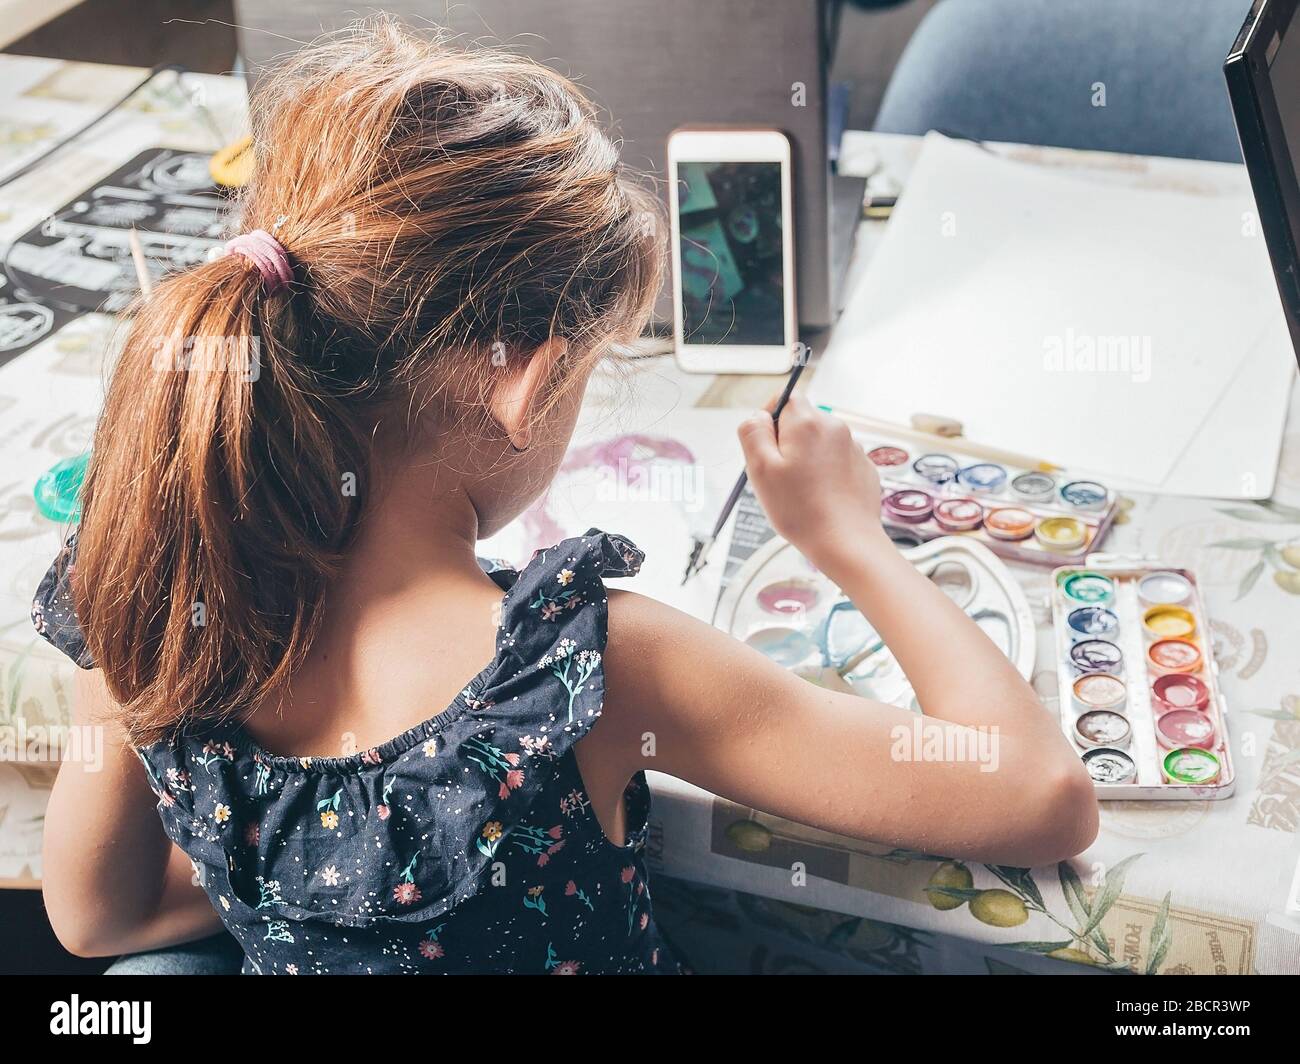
[592,398,1098,867]
[42,669,223,956]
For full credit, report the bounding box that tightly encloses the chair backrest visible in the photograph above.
[233,0,847,327]
[874,0,1251,162]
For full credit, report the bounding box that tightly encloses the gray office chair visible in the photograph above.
[874,0,1251,162]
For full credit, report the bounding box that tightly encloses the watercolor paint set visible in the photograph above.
[1049,561,1234,800]
[854,433,1118,567]
[714,535,1036,711]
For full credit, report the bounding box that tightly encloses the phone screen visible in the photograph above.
[676,160,785,346]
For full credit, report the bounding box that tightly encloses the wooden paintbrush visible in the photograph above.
[682,357,807,585]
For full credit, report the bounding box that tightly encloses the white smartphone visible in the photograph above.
[668,128,797,374]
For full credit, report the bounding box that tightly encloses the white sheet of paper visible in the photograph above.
[478,401,748,620]
[811,133,1290,490]
[1101,318,1296,497]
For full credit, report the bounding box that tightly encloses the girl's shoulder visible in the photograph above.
[38,529,646,925]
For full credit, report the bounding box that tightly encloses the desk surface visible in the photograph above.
[1,57,1299,975]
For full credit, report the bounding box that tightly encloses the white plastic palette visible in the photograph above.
[1050,559,1235,800]
[847,429,1119,567]
[714,536,1035,710]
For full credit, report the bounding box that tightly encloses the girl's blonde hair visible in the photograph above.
[73,20,663,744]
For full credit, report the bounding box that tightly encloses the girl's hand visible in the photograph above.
[738,395,887,571]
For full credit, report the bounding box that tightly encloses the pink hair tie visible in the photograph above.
[215,228,293,296]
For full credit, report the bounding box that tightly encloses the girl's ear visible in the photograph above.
[488,337,568,452]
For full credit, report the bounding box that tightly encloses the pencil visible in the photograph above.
[128,229,153,296]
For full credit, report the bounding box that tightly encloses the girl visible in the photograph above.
[35,22,1097,975]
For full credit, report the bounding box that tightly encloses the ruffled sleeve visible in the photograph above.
[30,532,93,669]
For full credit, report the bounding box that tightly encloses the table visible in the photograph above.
[644,134,1300,976]
[1,58,1298,975]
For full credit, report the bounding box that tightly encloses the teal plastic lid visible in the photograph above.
[34,453,89,523]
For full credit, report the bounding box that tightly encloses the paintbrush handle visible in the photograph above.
[826,409,1062,474]
[710,471,749,539]
[707,358,806,536]
[682,356,807,584]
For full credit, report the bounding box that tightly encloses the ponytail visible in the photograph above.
[76,252,366,743]
[71,19,663,744]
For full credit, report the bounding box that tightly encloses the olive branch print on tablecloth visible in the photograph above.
[1207,499,1300,599]
[924,854,1172,973]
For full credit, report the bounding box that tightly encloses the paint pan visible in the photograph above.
[984,507,1036,541]
[1072,672,1127,713]
[1137,571,1192,606]
[1060,571,1115,606]
[882,488,935,524]
[868,445,909,468]
[912,453,959,485]
[825,432,1119,567]
[955,462,1008,494]
[756,579,821,617]
[1035,516,1087,551]
[1162,747,1220,785]
[1066,605,1120,643]
[1082,747,1137,784]
[1010,471,1057,503]
[1142,605,1196,641]
[1050,563,1233,799]
[1147,638,1202,675]
[1075,709,1132,750]
[933,497,984,532]
[1069,638,1123,675]
[1151,673,1210,715]
[1059,480,1108,510]
[1155,709,1216,751]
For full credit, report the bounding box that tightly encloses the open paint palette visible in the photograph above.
[714,535,1035,710]
[1050,560,1234,800]
[851,432,1118,567]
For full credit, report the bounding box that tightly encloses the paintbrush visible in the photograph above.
[682,357,807,585]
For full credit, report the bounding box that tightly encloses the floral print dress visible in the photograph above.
[33,529,682,975]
